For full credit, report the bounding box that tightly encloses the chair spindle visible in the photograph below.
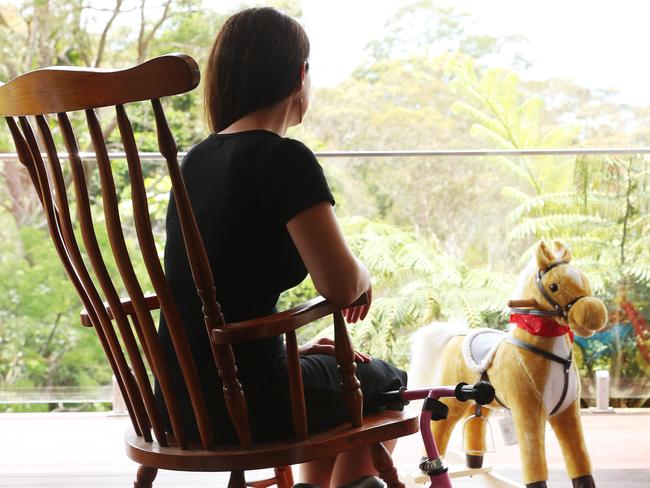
[113,103,215,450]
[334,310,363,428]
[48,111,167,445]
[17,115,151,439]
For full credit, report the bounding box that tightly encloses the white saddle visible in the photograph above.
[462,328,508,373]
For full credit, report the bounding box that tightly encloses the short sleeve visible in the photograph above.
[266,139,335,224]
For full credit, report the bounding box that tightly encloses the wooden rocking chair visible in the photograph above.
[0,54,418,488]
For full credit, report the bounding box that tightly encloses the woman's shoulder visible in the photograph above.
[268,137,320,170]
[179,130,279,168]
[180,134,220,165]
[180,132,319,176]
[274,136,315,155]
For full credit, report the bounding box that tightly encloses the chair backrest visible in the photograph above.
[0,54,240,451]
[0,54,365,454]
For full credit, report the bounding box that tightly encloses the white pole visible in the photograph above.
[593,370,614,413]
[111,375,128,416]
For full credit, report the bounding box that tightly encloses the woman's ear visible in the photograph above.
[294,61,307,94]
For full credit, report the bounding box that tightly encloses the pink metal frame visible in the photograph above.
[400,387,459,488]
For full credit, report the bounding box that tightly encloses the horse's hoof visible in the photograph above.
[526,482,547,488]
[466,454,483,469]
[572,475,595,488]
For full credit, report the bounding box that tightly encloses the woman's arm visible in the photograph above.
[286,201,371,318]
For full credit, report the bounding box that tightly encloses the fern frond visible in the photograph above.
[501,186,532,203]
[452,100,511,141]
[506,214,608,242]
[486,155,535,187]
[508,192,578,223]
[469,124,515,150]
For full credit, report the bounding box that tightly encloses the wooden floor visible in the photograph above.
[2,469,648,488]
[1,471,230,487]
[1,410,648,487]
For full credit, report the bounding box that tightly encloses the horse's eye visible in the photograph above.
[549,283,559,292]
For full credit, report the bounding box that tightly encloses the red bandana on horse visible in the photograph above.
[510,313,574,342]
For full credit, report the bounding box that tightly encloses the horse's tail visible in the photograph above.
[408,321,468,389]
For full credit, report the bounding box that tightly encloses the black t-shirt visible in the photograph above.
[156,130,334,438]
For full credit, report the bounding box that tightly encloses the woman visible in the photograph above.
[157,7,407,487]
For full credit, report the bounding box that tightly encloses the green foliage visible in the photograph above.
[298,54,512,266]
[1,0,649,408]
[450,57,580,196]
[339,217,511,369]
[0,221,110,391]
[275,216,513,370]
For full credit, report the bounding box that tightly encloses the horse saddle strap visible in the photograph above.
[506,336,572,416]
[506,337,572,369]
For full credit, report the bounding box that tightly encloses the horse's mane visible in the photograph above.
[509,254,538,300]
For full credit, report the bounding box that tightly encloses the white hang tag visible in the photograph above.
[498,410,518,445]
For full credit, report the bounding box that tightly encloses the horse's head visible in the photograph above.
[518,240,608,338]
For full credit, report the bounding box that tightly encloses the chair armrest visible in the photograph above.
[79,294,160,327]
[210,292,368,345]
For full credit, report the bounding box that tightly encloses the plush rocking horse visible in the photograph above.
[409,240,608,488]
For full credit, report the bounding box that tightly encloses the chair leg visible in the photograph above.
[274,466,295,488]
[133,465,157,488]
[368,443,404,488]
[228,470,246,488]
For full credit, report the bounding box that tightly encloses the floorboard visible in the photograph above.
[1,410,648,487]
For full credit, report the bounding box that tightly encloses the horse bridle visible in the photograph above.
[510,260,585,320]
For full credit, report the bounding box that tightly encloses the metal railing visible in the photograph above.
[2,147,650,162]
[0,378,127,414]
[0,386,112,405]
[2,376,648,410]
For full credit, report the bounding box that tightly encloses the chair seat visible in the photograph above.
[125,410,419,472]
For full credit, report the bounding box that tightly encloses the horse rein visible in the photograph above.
[510,260,585,320]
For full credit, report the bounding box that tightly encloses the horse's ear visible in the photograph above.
[552,240,572,263]
[535,240,555,269]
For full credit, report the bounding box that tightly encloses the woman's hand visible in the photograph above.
[298,337,371,363]
[343,283,372,324]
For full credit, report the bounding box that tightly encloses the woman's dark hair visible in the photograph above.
[204,7,310,133]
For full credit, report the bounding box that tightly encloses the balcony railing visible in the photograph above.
[3,147,650,162]
[0,386,112,405]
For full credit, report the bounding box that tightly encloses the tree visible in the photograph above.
[0,0,207,401]
[294,54,513,265]
[361,1,529,70]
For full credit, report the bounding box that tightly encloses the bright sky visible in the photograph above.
[294,0,650,106]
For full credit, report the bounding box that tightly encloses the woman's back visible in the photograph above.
[156,130,334,442]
